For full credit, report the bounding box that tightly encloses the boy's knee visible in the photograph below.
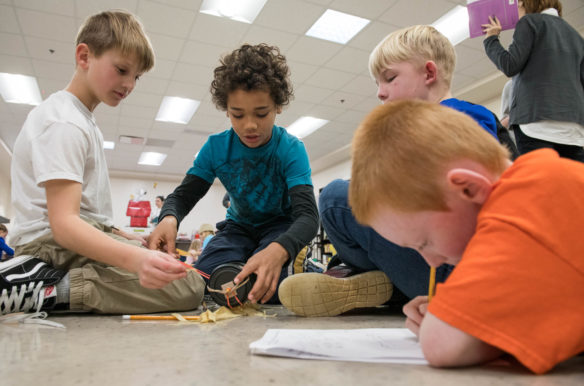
[318,179,349,212]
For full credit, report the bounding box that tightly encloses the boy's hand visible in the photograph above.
[136,249,187,289]
[403,296,429,337]
[482,15,502,37]
[234,242,288,304]
[148,216,178,254]
[122,231,148,247]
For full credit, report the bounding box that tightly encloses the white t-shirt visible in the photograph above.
[11,90,114,246]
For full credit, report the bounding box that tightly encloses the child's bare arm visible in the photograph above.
[45,179,187,288]
[419,311,503,368]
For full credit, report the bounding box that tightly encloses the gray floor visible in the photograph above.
[1,305,583,386]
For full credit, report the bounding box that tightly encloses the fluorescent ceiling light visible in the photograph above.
[432,5,470,46]
[306,9,370,44]
[287,116,329,139]
[200,0,267,23]
[138,152,167,166]
[155,96,200,124]
[0,73,42,105]
[103,141,115,150]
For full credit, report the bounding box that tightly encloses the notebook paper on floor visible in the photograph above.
[249,328,428,365]
[468,0,519,38]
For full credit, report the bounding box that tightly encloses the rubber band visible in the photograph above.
[207,277,250,308]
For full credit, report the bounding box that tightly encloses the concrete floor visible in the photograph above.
[1,305,583,386]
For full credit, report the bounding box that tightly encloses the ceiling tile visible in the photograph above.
[15,0,75,17]
[0,6,20,33]
[31,60,75,81]
[305,68,355,90]
[25,37,74,63]
[341,75,376,97]
[180,40,230,66]
[328,0,397,19]
[346,21,398,52]
[190,13,251,47]
[137,0,197,38]
[75,0,139,19]
[294,84,333,104]
[148,33,186,61]
[286,36,343,66]
[325,46,371,74]
[0,54,34,75]
[240,25,300,52]
[172,62,214,86]
[254,0,325,34]
[16,8,77,42]
[379,0,458,27]
[0,33,28,56]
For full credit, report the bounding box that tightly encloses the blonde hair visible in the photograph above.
[76,10,154,73]
[349,100,510,223]
[369,25,456,86]
[189,239,202,251]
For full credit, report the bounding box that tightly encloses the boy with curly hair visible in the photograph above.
[149,44,319,305]
[2,10,205,317]
[349,99,584,374]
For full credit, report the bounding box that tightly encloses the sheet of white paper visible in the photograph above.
[249,328,428,365]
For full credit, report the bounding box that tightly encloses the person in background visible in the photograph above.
[198,223,215,249]
[150,195,165,225]
[186,238,202,265]
[483,0,584,161]
[0,224,14,261]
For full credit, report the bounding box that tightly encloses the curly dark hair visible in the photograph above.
[210,43,293,110]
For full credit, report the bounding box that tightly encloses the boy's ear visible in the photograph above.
[446,168,493,204]
[75,43,91,70]
[276,105,282,114]
[424,61,438,85]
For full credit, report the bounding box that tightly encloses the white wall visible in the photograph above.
[110,176,227,238]
[311,159,351,201]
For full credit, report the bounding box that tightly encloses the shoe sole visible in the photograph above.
[278,271,392,317]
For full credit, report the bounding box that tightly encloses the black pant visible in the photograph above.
[513,126,584,163]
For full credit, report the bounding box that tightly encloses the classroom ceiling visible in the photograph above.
[1,0,583,180]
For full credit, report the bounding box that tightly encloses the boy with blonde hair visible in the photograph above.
[279,25,501,317]
[350,99,584,374]
[1,10,204,317]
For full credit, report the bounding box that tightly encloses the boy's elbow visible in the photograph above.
[419,313,503,368]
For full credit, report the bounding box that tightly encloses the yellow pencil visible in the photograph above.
[122,315,200,321]
[428,266,436,302]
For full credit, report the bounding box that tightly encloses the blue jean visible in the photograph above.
[194,219,294,304]
[319,179,454,299]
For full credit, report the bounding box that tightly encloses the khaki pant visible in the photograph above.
[15,220,205,314]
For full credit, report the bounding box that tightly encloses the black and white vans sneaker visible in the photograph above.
[0,255,66,315]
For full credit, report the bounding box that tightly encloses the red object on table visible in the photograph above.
[126,200,151,228]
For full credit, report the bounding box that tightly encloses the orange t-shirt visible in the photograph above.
[428,149,584,374]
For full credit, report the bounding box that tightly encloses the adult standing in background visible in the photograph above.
[483,0,584,161]
[150,195,165,225]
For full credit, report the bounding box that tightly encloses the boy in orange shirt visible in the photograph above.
[349,99,584,374]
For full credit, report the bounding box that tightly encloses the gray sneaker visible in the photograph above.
[0,255,65,315]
